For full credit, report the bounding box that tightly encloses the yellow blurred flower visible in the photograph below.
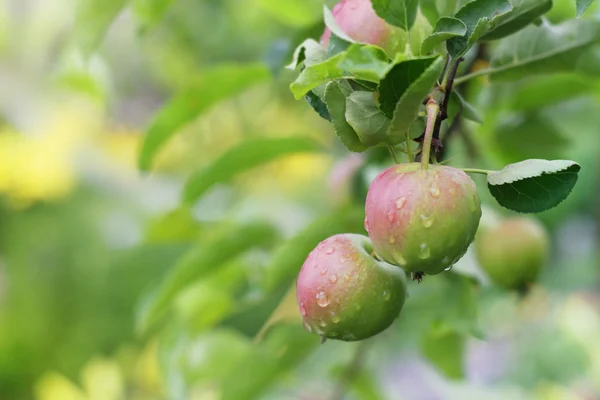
[34,341,164,400]
[34,358,122,400]
[0,100,102,207]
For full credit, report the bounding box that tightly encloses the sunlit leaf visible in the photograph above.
[139,64,270,170]
[289,44,391,99]
[488,159,581,213]
[285,39,327,70]
[421,17,467,54]
[183,137,323,203]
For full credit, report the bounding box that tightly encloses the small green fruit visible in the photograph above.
[475,217,549,290]
[296,234,407,341]
[365,163,481,275]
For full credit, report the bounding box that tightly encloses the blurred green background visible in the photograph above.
[0,0,599,399]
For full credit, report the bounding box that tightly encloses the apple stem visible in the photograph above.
[421,100,440,170]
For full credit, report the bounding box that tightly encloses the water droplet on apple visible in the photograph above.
[428,183,440,198]
[419,243,431,259]
[395,197,407,209]
[387,211,396,222]
[329,274,338,284]
[316,291,329,307]
[420,214,434,228]
[396,253,407,266]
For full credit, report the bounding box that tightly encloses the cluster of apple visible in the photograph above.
[295,0,550,342]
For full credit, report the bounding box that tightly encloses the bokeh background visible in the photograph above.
[1,0,600,399]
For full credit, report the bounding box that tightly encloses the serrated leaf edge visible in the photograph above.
[488,159,581,185]
[387,56,443,140]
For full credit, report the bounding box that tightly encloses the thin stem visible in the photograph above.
[441,58,462,119]
[433,57,462,141]
[329,341,370,400]
[421,100,440,170]
[454,68,492,86]
[460,167,493,175]
[388,145,400,164]
[406,136,414,163]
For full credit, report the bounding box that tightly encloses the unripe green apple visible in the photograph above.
[296,233,407,341]
[475,217,549,290]
[365,163,481,275]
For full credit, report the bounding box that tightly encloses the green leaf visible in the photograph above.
[174,261,248,332]
[182,330,252,385]
[421,17,468,54]
[449,91,483,123]
[488,18,600,81]
[346,91,391,146]
[386,57,445,144]
[371,0,420,31]
[577,0,596,17]
[338,45,394,82]
[139,64,270,170]
[325,82,369,152]
[480,0,553,41]
[289,44,391,99]
[221,324,319,400]
[379,56,439,118]
[487,159,581,213]
[447,0,513,58]
[74,0,128,56]
[132,0,173,28]
[136,222,278,333]
[305,90,331,121]
[258,0,322,27]
[183,137,323,203]
[506,74,598,111]
[285,39,327,70]
[493,113,570,164]
[420,0,441,26]
[262,206,365,291]
[420,324,465,379]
